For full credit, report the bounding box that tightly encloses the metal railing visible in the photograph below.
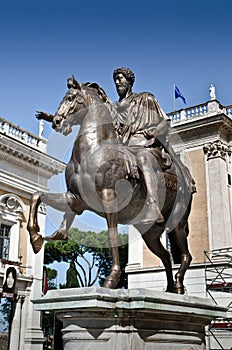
[204,248,232,350]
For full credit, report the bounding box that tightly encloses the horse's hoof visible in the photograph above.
[165,286,175,293]
[173,283,185,294]
[30,234,44,254]
[44,231,68,241]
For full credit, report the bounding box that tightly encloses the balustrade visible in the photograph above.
[1,101,231,147]
[0,117,45,151]
[168,101,232,126]
[226,104,232,116]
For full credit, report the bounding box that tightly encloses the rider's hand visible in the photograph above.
[35,111,54,122]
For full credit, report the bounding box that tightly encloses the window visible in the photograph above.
[0,224,11,259]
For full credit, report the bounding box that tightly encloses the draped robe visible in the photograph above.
[112,92,196,193]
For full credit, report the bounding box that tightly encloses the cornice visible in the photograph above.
[0,170,48,196]
[171,112,232,136]
[0,133,65,177]
[170,113,232,150]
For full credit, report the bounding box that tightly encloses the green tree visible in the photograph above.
[44,228,128,288]
[43,229,128,350]
[41,266,58,341]
[44,266,58,290]
[60,260,80,289]
[0,298,11,331]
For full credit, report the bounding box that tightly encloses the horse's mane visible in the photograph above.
[84,82,111,104]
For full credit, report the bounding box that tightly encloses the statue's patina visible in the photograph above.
[113,68,170,223]
[27,69,195,294]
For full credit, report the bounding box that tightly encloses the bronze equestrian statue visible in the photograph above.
[27,68,196,294]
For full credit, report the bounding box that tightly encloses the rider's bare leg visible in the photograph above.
[137,150,164,223]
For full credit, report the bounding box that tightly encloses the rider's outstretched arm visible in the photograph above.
[35,111,54,123]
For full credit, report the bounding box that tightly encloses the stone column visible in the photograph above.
[23,206,45,350]
[127,226,143,271]
[33,287,227,350]
[203,140,232,250]
[9,296,24,350]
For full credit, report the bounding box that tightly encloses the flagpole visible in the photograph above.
[173,84,176,111]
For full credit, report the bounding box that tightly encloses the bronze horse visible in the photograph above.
[27,77,193,293]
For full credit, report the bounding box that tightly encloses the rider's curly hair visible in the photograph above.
[113,67,135,87]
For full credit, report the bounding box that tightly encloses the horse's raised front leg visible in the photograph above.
[27,192,44,254]
[136,223,175,293]
[101,189,121,289]
[27,191,78,254]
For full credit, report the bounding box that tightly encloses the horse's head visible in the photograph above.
[52,76,87,135]
[52,76,110,136]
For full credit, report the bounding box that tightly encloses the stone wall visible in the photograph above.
[187,148,209,263]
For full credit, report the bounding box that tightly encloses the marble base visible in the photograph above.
[33,287,227,350]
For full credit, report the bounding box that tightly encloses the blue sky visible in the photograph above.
[1,0,232,140]
[1,1,232,282]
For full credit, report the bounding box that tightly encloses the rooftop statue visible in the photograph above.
[27,68,195,294]
[209,84,216,100]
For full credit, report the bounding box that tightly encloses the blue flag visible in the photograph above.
[174,85,186,104]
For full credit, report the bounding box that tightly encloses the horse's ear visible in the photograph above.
[67,75,81,90]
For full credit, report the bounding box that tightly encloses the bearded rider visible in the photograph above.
[112,67,195,224]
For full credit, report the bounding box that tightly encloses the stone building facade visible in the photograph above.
[126,87,232,348]
[0,118,65,350]
[127,87,232,290]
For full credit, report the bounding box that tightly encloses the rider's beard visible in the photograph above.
[116,85,128,99]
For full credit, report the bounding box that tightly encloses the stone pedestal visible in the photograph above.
[33,287,226,350]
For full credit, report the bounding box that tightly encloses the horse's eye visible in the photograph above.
[67,96,74,102]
